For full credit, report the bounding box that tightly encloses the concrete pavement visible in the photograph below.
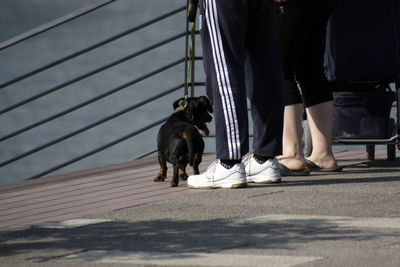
[1,158,400,266]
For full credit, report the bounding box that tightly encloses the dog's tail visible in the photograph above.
[183,130,195,166]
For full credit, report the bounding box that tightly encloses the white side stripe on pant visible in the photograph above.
[205,0,240,159]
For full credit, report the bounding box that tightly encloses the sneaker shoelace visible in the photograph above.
[242,154,252,168]
[205,160,218,183]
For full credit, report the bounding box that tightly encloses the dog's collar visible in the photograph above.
[174,100,194,122]
[173,106,186,113]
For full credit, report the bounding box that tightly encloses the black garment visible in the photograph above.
[276,0,339,108]
[199,0,284,160]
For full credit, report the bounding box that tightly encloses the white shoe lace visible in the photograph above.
[204,160,218,182]
[242,153,252,166]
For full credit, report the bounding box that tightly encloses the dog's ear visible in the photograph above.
[200,96,213,113]
[173,98,185,109]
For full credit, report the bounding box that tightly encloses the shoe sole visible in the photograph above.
[246,174,281,184]
[247,178,281,184]
[188,182,248,189]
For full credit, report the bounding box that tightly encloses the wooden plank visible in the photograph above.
[0,151,397,234]
[0,156,158,193]
[0,164,158,202]
[0,186,195,229]
[0,180,162,217]
[0,189,200,233]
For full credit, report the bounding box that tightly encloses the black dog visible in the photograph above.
[154,96,213,187]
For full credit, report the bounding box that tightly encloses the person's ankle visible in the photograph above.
[253,154,272,164]
[220,159,241,169]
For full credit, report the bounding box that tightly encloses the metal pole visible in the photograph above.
[184,0,190,97]
[0,0,116,51]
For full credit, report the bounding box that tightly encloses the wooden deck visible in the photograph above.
[0,149,397,233]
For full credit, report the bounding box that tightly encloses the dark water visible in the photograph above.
[0,0,211,185]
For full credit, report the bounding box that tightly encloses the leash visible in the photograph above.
[185,22,195,100]
[184,0,198,101]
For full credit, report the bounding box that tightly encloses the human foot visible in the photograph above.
[277,156,309,176]
[305,155,338,170]
[243,154,281,183]
[304,158,342,172]
[277,156,306,171]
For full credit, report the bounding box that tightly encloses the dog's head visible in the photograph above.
[173,96,213,136]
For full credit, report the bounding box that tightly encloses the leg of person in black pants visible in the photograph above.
[275,0,342,175]
[188,0,284,189]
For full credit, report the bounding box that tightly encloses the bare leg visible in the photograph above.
[277,103,306,170]
[305,101,337,169]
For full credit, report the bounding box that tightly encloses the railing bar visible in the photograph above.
[190,18,196,96]
[0,84,183,167]
[0,57,185,142]
[26,116,169,180]
[183,0,189,97]
[203,134,254,138]
[0,5,186,89]
[0,32,186,115]
[135,148,158,159]
[0,0,117,51]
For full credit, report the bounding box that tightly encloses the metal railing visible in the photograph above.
[0,0,202,181]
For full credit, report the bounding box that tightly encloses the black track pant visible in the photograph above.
[199,0,284,160]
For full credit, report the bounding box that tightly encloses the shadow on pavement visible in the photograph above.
[0,215,388,263]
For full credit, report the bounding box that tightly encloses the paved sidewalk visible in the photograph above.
[1,150,400,267]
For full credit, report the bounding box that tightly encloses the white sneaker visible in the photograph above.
[187,160,247,189]
[243,154,281,183]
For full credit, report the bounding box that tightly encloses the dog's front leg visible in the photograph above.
[154,155,167,182]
